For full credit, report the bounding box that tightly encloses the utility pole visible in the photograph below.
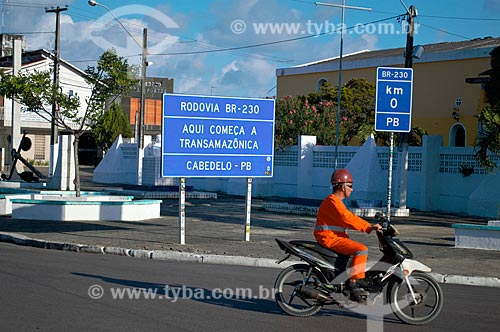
[397,5,417,209]
[10,36,22,172]
[45,5,68,178]
[138,28,147,152]
[404,5,417,69]
[137,28,147,185]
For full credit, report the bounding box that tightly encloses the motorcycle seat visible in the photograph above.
[289,240,343,259]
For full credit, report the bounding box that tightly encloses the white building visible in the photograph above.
[0,49,93,166]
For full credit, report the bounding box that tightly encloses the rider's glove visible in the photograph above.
[367,223,382,234]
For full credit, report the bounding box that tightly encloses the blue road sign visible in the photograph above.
[375,67,413,132]
[161,93,275,177]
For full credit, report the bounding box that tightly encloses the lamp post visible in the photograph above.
[88,0,147,185]
[315,1,371,169]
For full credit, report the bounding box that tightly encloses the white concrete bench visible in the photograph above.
[452,221,500,251]
[0,194,32,215]
[0,190,134,215]
[11,198,162,222]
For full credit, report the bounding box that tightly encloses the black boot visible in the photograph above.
[347,279,369,297]
[355,278,371,290]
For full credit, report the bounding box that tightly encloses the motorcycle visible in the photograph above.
[273,212,443,325]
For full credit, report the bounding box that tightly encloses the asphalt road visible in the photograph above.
[1,243,499,332]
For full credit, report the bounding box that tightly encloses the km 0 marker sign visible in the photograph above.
[375,67,413,132]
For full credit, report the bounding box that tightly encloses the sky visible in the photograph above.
[1,0,499,98]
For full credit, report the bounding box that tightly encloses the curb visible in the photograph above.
[1,232,499,288]
[430,273,500,288]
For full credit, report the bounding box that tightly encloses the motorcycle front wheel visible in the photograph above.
[388,272,443,325]
[274,264,327,317]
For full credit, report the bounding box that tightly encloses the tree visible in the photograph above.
[274,95,329,149]
[475,104,500,170]
[274,78,426,149]
[0,49,137,195]
[475,45,500,171]
[483,46,500,106]
[92,102,133,153]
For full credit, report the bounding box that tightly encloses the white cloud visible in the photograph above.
[1,0,387,99]
[221,61,239,75]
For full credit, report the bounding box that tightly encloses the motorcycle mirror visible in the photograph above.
[374,212,384,220]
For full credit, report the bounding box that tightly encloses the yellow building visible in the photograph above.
[276,37,500,147]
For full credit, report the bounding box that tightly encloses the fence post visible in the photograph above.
[297,135,316,198]
[420,135,443,211]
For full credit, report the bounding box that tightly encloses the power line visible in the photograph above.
[1,2,60,9]
[287,0,405,15]
[71,2,398,63]
[265,85,277,95]
[65,7,295,64]
[289,0,500,21]
[152,14,405,56]
[5,31,53,34]
[419,14,500,22]
[67,13,404,64]
[418,22,471,41]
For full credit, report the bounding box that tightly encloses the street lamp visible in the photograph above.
[315,1,371,169]
[88,0,148,185]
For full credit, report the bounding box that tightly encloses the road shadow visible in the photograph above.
[403,240,454,248]
[73,272,282,315]
[0,219,128,234]
[393,211,490,227]
[72,272,408,325]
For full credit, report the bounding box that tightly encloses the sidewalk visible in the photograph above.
[1,166,500,287]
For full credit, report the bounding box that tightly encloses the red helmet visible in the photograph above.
[331,168,353,185]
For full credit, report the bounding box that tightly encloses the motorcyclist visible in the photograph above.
[314,168,382,297]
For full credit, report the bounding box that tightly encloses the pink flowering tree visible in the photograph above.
[275,78,375,149]
[275,78,426,149]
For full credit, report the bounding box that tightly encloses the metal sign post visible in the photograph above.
[387,133,395,222]
[162,93,275,244]
[375,67,413,221]
[179,177,186,245]
[244,177,252,242]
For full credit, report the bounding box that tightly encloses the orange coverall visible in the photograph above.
[314,194,372,280]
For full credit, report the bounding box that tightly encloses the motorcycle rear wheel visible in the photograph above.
[274,264,327,317]
[388,272,443,325]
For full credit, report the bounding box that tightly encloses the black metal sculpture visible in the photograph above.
[2,131,48,182]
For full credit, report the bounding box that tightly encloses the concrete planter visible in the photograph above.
[11,197,161,221]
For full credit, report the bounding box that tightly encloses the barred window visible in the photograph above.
[34,135,45,160]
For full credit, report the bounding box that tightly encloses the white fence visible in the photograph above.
[94,135,500,218]
[187,135,500,218]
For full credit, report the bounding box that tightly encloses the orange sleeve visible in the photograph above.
[318,195,372,232]
[339,207,372,233]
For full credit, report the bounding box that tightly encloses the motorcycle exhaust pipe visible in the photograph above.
[299,285,329,301]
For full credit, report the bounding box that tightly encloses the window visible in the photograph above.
[449,123,466,147]
[316,78,328,92]
[34,135,46,160]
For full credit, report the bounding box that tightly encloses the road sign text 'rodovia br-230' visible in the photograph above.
[375,67,413,133]
[161,93,275,178]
